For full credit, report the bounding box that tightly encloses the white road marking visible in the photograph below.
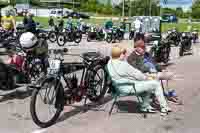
[31,129,47,133]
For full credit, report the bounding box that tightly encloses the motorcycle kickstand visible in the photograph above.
[83,96,88,112]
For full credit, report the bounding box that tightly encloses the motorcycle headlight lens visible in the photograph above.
[153,40,159,45]
[182,33,186,37]
[162,34,167,39]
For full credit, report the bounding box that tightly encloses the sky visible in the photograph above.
[160,0,193,11]
[99,0,193,11]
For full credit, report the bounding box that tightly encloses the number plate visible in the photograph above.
[49,59,61,70]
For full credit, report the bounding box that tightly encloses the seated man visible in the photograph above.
[127,40,180,104]
[107,46,170,115]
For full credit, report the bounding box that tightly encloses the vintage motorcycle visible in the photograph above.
[106,27,124,43]
[87,26,105,42]
[57,27,82,46]
[150,38,171,64]
[167,29,181,46]
[192,29,198,43]
[30,49,110,128]
[179,32,193,56]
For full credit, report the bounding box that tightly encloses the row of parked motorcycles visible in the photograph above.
[150,28,198,65]
[53,25,126,46]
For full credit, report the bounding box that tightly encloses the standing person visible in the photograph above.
[25,13,36,33]
[105,18,113,30]
[23,13,28,26]
[58,17,64,32]
[133,18,142,33]
[1,10,16,32]
[48,16,55,30]
[133,18,144,42]
[66,16,73,30]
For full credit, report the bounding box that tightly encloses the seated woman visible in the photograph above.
[107,46,171,115]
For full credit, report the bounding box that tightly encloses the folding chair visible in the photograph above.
[105,66,146,117]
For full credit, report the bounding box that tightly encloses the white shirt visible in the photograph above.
[134,20,142,30]
[107,59,147,84]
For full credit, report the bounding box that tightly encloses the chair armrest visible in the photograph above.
[113,82,135,87]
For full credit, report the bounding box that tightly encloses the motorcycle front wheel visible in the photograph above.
[57,33,66,46]
[30,77,64,128]
[106,35,112,43]
[49,31,57,43]
[74,31,82,43]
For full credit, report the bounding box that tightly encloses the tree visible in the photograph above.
[192,0,200,18]
[10,0,16,7]
[175,7,183,18]
[30,0,41,7]
[0,0,9,26]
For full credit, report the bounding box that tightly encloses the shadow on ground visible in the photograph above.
[56,97,145,126]
[56,95,114,124]
[0,87,33,102]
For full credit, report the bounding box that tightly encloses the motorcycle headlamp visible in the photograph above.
[153,40,159,45]
[167,31,172,34]
[162,33,167,39]
[182,33,186,37]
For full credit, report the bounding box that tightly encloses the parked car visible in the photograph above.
[49,9,63,18]
[67,12,90,19]
[161,14,178,23]
[17,9,28,16]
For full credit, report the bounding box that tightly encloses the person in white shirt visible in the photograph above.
[107,46,170,115]
[134,18,143,32]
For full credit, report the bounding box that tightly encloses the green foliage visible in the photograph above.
[0,0,9,8]
[161,7,191,18]
[192,0,200,18]
[114,0,160,16]
[30,0,41,6]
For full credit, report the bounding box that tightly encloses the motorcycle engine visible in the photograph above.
[65,74,83,104]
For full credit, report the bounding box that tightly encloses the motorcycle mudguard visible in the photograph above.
[40,76,65,110]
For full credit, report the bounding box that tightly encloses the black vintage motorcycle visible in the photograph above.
[30,49,110,128]
[167,29,181,46]
[48,26,60,43]
[150,39,171,64]
[87,26,105,42]
[192,29,198,43]
[179,32,193,56]
[0,36,48,90]
[106,27,124,43]
[57,27,82,46]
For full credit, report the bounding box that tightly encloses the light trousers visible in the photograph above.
[118,80,168,109]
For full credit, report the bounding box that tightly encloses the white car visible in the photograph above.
[49,9,63,18]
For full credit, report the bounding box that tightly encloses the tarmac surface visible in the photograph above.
[0,38,199,133]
